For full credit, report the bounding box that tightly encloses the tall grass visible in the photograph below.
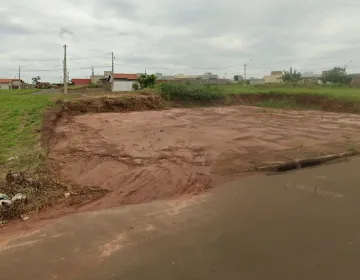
[157,83,224,101]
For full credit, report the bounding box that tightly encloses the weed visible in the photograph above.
[348,144,358,153]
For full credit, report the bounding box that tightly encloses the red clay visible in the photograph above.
[49,105,360,210]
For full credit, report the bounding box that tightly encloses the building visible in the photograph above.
[90,75,104,85]
[300,72,322,84]
[71,79,91,86]
[200,72,218,80]
[0,79,23,89]
[35,82,52,89]
[111,73,138,92]
[234,75,243,81]
[264,71,283,83]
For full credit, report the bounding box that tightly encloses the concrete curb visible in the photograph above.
[256,151,359,173]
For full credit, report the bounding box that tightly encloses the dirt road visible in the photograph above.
[49,105,360,209]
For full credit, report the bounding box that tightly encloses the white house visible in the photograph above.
[110,73,138,92]
[0,79,23,89]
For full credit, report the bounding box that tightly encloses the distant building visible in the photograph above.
[264,71,283,83]
[300,72,322,84]
[173,72,219,80]
[155,73,163,79]
[234,75,243,81]
[110,73,138,92]
[90,75,104,85]
[0,78,23,89]
[71,79,91,86]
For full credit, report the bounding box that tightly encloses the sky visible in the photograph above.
[0,0,359,83]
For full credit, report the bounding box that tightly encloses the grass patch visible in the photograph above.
[214,83,360,103]
[157,83,223,101]
[0,90,53,171]
[254,99,319,110]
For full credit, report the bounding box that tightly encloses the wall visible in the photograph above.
[112,80,138,92]
[264,74,283,83]
[0,83,11,90]
[91,75,103,84]
[249,79,265,85]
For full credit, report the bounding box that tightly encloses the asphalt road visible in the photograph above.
[1,158,360,279]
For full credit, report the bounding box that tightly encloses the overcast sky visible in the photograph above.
[0,0,359,82]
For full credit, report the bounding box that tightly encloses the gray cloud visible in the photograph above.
[0,0,360,82]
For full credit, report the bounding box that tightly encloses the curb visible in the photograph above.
[256,151,358,173]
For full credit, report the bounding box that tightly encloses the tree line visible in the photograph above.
[281,67,353,84]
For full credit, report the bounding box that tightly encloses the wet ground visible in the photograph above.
[48,105,360,211]
[1,157,360,280]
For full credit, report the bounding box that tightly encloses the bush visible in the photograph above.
[157,83,224,101]
[132,83,139,90]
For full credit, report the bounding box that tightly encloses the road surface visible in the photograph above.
[1,158,359,279]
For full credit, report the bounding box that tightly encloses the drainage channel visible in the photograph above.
[256,151,358,174]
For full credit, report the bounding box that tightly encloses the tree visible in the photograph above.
[32,76,41,84]
[234,75,243,81]
[322,67,352,84]
[137,73,157,89]
[282,67,302,83]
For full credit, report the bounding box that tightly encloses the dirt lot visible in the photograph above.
[47,105,360,211]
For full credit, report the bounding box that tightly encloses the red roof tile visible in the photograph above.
[0,79,20,83]
[113,73,138,80]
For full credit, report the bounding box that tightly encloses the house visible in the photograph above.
[71,78,91,86]
[0,79,23,89]
[349,74,360,86]
[111,73,138,92]
[300,72,322,84]
[264,71,283,83]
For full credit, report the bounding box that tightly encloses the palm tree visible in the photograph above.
[282,67,302,83]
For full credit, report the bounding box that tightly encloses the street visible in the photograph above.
[1,158,359,279]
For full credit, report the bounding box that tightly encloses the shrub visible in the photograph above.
[157,83,224,101]
[132,83,139,90]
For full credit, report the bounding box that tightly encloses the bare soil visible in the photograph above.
[48,105,360,211]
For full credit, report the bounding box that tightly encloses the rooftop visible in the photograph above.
[113,73,138,80]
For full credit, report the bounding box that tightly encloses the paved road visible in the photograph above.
[1,158,360,279]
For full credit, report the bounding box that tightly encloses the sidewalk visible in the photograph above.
[1,158,359,280]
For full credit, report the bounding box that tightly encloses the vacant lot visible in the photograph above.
[49,105,360,211]
[2,86,360,221]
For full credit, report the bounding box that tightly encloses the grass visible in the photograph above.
[0,90,53,171]
[214,83,360,102]
[157,83,223,101]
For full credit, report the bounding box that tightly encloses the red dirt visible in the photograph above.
[48,105,360,211]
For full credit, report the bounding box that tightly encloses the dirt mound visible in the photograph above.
[48,105,360,212]
[0,171,108,221]
[62,94,165,114]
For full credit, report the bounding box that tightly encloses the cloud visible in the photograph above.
[0,0,360,82]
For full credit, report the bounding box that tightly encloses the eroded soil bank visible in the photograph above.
[49,105,360,211]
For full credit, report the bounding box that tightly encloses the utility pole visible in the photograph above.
[111,52,114,74]
[63,45,68,94]
[92,66,94,76]
[18,66,21,90]
[244,64,247,87]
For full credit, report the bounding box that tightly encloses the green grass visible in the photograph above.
[0,90,53,170]
[214,83,360,102]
